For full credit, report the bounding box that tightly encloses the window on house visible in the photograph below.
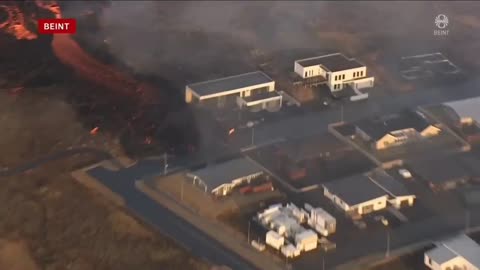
[361,71,364,76]
[427,258,432,265]
[342,74,345,80]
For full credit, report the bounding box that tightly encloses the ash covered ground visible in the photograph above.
[1,1,480,270]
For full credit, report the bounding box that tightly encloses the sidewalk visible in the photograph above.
[136,180,287,270]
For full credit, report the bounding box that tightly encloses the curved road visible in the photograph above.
[1,3,257,269]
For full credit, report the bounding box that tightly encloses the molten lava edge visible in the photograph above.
[1,0,200,157]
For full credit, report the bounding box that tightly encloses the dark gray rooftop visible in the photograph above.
[187,71,273,97]
[277,133,350,163]
[426,234,480,267]
[323,174,388,206]
[355,110,433,141]
[407,157,469,184]
[188,158,264,192]
[296,53,364,72]
[368,170,412,197]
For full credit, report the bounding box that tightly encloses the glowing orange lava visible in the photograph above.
[1,1,159,104]
[0,4,37,40]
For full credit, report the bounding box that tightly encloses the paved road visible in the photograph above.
[230,77,480,149]
[88,160,257,270]
[296,209,480,270]
[1,152,256,269]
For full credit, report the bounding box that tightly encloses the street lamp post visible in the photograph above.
[247,121,255,146]
[340,104,344,122]
[385,227,390,258]
[322,255,326,270]
[163,152,168,175]
[247,220,251,243]
[180,179,184,202]
[381,217,390,258]
[465,208,471,233]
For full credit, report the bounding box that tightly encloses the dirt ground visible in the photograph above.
[0,80,208,269]
[0,157,210,270]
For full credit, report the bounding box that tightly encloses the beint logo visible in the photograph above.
[435,14,448,29]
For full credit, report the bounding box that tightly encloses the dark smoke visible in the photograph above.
[60,1,480,83]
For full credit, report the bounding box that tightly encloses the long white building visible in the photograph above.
[294,53,375,93]
[185,71,282,112]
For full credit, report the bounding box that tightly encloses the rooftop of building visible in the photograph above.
[187,71,274,96]
[296,53,364,72]
[354,110,434,141]
[276,133,351,163]
[407,156,470,185]
[322,174,388,207]
[367,169,412,197]
[444,96,480,125]
[425,234,480,267]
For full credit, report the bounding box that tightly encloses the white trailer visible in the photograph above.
[266,230,284,250]
[251,240,266,252]
[308,208,336,236]
[281,244,301,258]
[295,230,318,252]
[286,203,309,223]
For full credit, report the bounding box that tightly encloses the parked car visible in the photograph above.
[398,168,412,179]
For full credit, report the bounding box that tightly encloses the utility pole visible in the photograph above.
[465,209,471,233]
[340,104,344,122]
[385,227,390,258]
[322,255,326,270]
[251,126,255,146]
[180,179,184,202]
[247,121,255,146]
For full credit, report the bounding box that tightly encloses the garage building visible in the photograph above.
[185,71,282,112]
[294,53,375,93]
[186,157,264,196]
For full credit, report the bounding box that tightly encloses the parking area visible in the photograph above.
[398,52,463,83]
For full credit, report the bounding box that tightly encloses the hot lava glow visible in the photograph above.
[0,4,37,40]
[1,1,160,104]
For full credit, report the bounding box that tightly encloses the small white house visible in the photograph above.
[186,158,264,197]
[294,53,375,93]
[425,234,480,270]
[323,170,415,216]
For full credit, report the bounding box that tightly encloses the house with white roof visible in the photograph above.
[294,52,375,94]
[424,234,480,270]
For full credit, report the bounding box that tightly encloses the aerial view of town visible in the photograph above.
[1,1,480,270]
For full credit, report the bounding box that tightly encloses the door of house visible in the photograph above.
[362,204,374,214]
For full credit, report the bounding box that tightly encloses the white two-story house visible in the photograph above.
[294,53,375,93]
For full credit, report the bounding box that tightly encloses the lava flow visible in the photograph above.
[2,0,160,104]
[0,4,37,39]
